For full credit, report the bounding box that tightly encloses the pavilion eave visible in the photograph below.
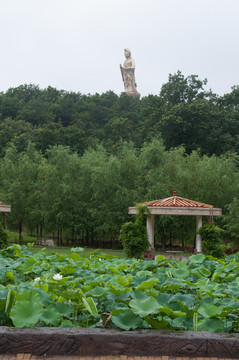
[128,206,222,216]
[0,205,11,213]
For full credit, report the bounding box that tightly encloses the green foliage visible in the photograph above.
[82,297,98,317]
[129,295,161,316]
[111,309,143,330]
[1,244,239,332]
[0,75,237,157]
[10,290,43,327]
[159,99,227,155]
[0,138,238,249]
[0,223,8,249]
[224,198,239,246]
[159,70,211,105]
[120,205,150,258]
[0,79,239,248]
[199,223,225,258]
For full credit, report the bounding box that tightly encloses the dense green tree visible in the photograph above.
[17,98,55,125]
[159,99,228,155]
[37,145,83,244]
[32,122,63,153]
[78,142,141,244]
[55,91,84,126]
[138,95,163,143]
[0,118,34,156]
[223,198,239,248]
[0,143,43,242]
[0,74,238,249]
[0,222,8,249]
[218,85,239,109]
[0,84,42,119]
[0,74,238,158]
[159,70,214,105]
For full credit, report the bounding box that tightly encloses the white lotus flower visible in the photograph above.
[53,273,63,280]
[34,277,41,282]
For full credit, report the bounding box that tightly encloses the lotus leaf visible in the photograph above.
[171,293,194,308]
[60,319,74,327]
[223,262,238,273]
[109,285,128,296]
[118,292,131,302]
[40,306,62,326]
[129,295,161,316]
[147,316,171,329]
[2,244,239,332]
[112,309,143,330]
[60,265,77,275]
[171,268,189,278]
[89,286,107,298]
[5,289,16,315]
[55,302,74,317]
[157,292,173,304]
[0,286,8,300]
[136,279,159,290]
[82,297,98,317]
[155,255,167,263]
[197,318,224,332]
[198,266,211,277]
[10,292,43,327]
[116,276,131,287]
[189,254,205,263]
[198,304,223,318]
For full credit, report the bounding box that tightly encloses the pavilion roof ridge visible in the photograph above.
[141,193,213,208]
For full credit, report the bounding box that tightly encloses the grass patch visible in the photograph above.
[6,231,36,244]
[30,245,127,258]
[5,231,192,259]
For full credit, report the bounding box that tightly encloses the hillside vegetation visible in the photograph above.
[0,71,239,248]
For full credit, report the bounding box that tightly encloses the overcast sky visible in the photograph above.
[1,0,238,97]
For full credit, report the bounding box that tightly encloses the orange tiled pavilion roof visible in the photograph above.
[141,190,213,208]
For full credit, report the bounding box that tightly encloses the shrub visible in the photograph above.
[120,204,150,258]
[0,223,8,249]
[199,223,225,258]
[223,198,239,248]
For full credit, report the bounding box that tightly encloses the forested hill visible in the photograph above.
[0,70,239,157]
[0,71,239,246]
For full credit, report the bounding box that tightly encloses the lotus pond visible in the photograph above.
[1,244,239,332]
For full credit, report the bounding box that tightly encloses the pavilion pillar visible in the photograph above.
[196,215,202,253]
[147,215,154,248]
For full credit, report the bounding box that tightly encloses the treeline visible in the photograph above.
[0,140,239,248]
[0,70,239,249]
[0,71,238,157]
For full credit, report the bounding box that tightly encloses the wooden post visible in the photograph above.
[2,213,6,229]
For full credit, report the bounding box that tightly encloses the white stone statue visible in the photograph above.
[120,48,140,98]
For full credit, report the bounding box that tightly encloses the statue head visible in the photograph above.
[124,48,131,58]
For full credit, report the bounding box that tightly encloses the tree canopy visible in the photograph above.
[0,72,238,157]
[0,71,239,248]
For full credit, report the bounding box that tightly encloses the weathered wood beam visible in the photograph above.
[0,328,239,358]
[128,206,222,216]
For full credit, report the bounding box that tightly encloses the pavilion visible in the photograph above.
[128,190,222,254]
[0,201,11,228]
